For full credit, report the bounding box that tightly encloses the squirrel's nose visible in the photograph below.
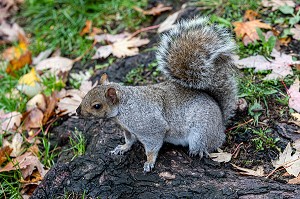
[76,105,81,115]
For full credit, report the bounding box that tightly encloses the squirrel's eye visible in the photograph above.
[93,104,102,110]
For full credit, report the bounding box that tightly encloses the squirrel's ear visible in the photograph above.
[100,73,109,85]
[105,87,118,104]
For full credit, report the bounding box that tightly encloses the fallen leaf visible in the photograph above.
[3,133,24,157]
[0,0,24,23]
[232,20,271,45]
[27,144,39,157]
[159,171,176,180]
[42,93,58,125]
[17,68,43,97]
[279,37,291,46]
[93,36,149,59]
[26,94,46,112]
[134,3,172,16]
[80,20,92,36]
[261,0,295,11]
[291,24,300,40]
[2,34,32,74]
[243,10,259,21]
[290,113,300,127]
[0,146,13,165]
[272,143,300,177]
[0,152,46,179]
[94,33,129,43]
[235,49,300,80]
[288,175,300,184]
[209,149,232,163]
[112,37,149,58]
[32,49,53,65]
[0,21,25,43]
[157,11,180,33]
[57,80,97,115]
[288,78,300,113]
[0,111,22,133]
[35,56,74,76]
[23,108,44,130]
[293,139,300,152]
[231,164,265,177]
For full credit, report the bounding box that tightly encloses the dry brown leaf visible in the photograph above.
[279,37,291,46]
[243,10,259,21]
[291,24,300,40]
[0,21,25,43]
[157,11,180,33]
[2,34,32,74]
[288,78,300,113]
[57,81,97,115]
[0,146,13,165]
[32,49,53,65]
[290,113,300,127]
[112,37,149,58]
[94,33,129,43]
[293,139,300,152]
[288,175,300,184]
[159,171,176,180]
[235,49,299,80]
[80,20,92,36]
[134,3,172,16]
[27,144,39,157]
[272,143,300,177]
[3,133,24,157]
[93,36,149,59]
[42,93,58,124]
[231,164,265,177]
[209,149,232,163]
[232,20,271,45]
[23,108,44,130]
[0,111,22,133]
[262,0,295,11]
[36,56,74,76]
[0,152,46,179]
[26,94,46,112]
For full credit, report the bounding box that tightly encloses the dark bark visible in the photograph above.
[31,118,300,199]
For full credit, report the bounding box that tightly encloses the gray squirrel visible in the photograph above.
[76,17,238,172]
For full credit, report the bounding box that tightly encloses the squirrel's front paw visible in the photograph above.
[143,162,155,172]
[110,144,129,155]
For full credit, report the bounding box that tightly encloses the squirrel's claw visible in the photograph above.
[143,162,154,173]
[110,144,130,155]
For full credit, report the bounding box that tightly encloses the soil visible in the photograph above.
[31,4,300,199]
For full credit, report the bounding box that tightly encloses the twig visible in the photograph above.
[226,119,254,132]
[266,157,300,178]
[232,142,243,158]
[281,79,291,98]
[127,24,161,40]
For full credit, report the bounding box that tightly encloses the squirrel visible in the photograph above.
[76,17,237,172]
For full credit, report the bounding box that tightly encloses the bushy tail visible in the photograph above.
[156,17,237,123]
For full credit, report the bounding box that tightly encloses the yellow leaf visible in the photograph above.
[18,68,40,87]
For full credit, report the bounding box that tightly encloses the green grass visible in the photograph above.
[0,64,30,113]
[69,128,86,160]
[16,0,148,58]
[251,128,280,152]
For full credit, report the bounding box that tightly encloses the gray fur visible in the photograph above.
[78,17,237,172]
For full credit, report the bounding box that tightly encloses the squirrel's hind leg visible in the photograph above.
[142,137,164,172]
[188,128,209,158]
[110,131,137,155]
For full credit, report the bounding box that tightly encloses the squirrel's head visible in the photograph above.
[76,74,119,119]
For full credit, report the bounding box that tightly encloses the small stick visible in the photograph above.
[232,142,243,158]
[266,157,300,178]
[226,119,254,132]
[281,79,291,98]
[127,24,161,40]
